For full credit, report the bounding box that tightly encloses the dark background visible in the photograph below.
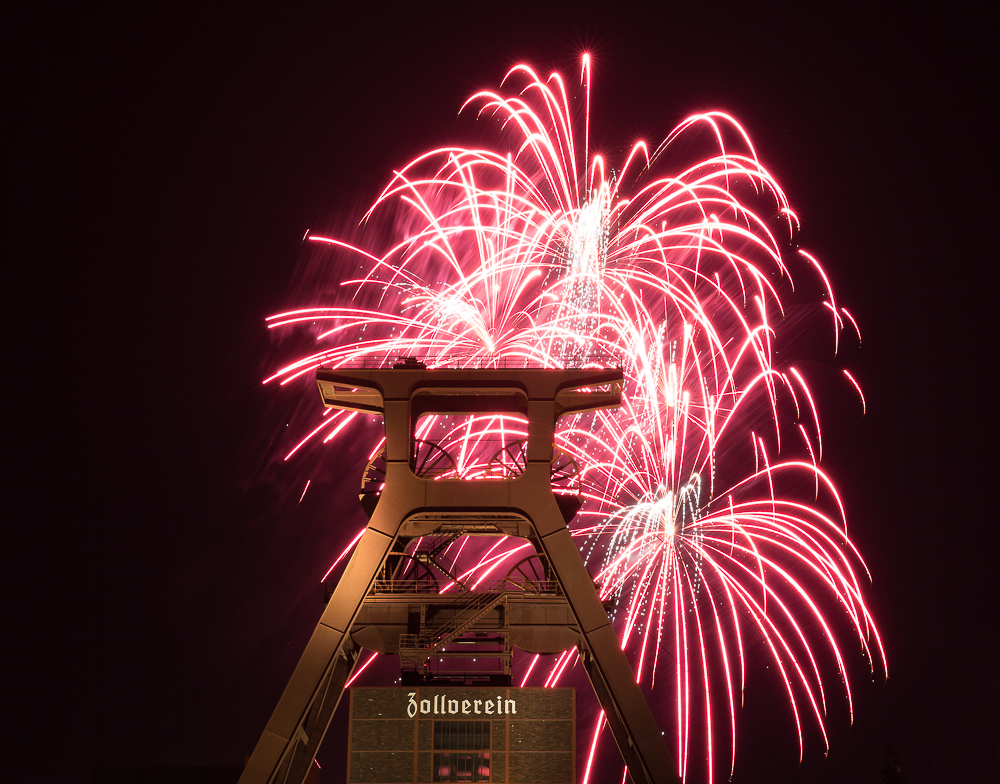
[10,3,994,782]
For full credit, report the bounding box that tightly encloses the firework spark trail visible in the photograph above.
[267,58,883,781]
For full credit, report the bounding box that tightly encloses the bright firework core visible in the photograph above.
[266,57,884,783]
[555,189,610,357]
[568,190,609,278]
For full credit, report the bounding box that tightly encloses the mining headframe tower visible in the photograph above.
[239,363,679,784]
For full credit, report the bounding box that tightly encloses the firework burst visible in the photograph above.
[266,57,883,782]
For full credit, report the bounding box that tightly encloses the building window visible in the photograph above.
[432,721,490,782]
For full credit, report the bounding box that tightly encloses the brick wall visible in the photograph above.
[349,752,414,783]
[509,721,573,751]
[351,720,416,751]
[508,752,573,784]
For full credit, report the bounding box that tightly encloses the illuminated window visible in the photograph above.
[432,721,490,782]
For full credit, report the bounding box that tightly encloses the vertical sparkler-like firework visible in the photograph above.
[266,57,884,782]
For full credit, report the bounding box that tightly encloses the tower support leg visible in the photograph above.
[532,507,679,784]
[238,524,399,784]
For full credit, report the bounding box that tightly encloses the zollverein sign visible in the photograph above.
[407,691,517,717]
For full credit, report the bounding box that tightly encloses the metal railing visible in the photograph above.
[370,579,563,597]
[320,353,622,370]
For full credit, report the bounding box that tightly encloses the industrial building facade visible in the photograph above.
[348,687,575,783]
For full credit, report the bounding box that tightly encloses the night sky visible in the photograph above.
[11,4,994,783]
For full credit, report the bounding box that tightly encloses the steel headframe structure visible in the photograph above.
[239,365,680,784]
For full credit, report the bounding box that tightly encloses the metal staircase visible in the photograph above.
[398,589,508,675]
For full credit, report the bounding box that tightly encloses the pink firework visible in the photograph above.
[563,307,883,780]
[266,58,883,782]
